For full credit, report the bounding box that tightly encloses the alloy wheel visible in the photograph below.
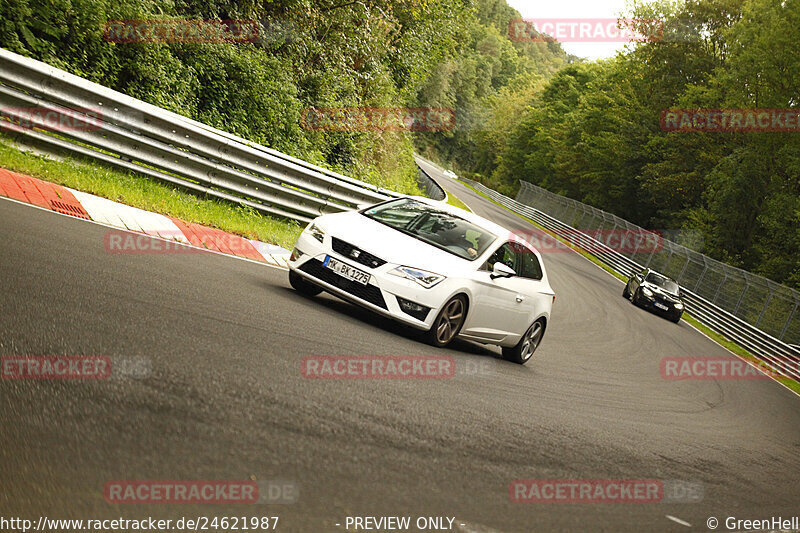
[435,298,465,344]
[520,321,543,361]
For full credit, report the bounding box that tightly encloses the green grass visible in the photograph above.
[445,190,470,211]
[460,181,800,395]
[0,134,304,249]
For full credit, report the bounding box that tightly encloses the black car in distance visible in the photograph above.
[623,268,685,323]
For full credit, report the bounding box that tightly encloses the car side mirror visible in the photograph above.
[491,262,516,280]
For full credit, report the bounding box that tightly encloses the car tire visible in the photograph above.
[289,270,323,296]
[632,288,642,306]
[622,284,630,298]
[671,313,682,323]
[502,318,545,365]
[424,295,467,348]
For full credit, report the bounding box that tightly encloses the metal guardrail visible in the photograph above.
[0,48,400,224]
[459,176,800,381]
[517,181,800,346]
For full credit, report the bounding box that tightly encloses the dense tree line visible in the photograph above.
[428,0,800,288]
[0,0,567,195]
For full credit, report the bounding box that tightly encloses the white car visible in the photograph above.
[287,197,555,364]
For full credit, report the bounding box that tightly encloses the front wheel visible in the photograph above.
[424,295,467,348]
[631,288,642,306]
[502,318,545,365]
[289,270,323,296]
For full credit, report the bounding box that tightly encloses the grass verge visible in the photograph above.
[445,190,470,211]
[0,134,304,249]
[460,180,800,395]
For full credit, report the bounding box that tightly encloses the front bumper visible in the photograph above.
[288,231,450,331]
[638,292,683,319]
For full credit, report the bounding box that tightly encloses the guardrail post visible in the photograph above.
[779,302,798,340]
[676,256,691,285]
[755,289,773,328]
[693,261,709,293]
[644,233,659,268]
[733,282,749,316]
[712,272,728,306]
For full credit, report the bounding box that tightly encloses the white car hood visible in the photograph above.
[317,210,480,274]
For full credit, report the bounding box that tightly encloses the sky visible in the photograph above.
[506,0,634,60]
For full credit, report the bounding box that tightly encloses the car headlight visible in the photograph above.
[305,222,325,243]
[674,302,684,309]
[389,266,446,289]
[642,286,654,297]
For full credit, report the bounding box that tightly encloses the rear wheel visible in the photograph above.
[425,295,467,348]
[502,318,545,365]
[622,283,630,298]
[289,270,322,296]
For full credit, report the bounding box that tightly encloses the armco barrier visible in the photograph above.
[0,48,401,224]
[459,176,800,381]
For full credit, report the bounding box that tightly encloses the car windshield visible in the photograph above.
[645,272,680,294]
[362,198,497,260]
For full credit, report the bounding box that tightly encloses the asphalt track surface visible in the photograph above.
[1,168,798,532]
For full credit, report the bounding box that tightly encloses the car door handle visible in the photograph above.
[515,295,525,303]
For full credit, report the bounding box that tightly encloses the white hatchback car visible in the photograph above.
[288,197,555,364]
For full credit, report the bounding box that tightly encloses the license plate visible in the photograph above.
[323,255,370,286]
[654,302,669,311]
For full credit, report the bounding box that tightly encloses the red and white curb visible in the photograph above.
[0,168,292,267]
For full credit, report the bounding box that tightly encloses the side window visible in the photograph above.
[482,242,542,280]
[509,242,543,280]
[482,243,514,271]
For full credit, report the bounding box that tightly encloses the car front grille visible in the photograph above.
[331,237,386,269]
[654,295,678,307]
[298,258,388,309]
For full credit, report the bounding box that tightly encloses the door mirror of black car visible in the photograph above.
[491,262,516,279]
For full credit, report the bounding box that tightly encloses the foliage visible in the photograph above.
[2,0,562,196]
[432,0,800,288]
